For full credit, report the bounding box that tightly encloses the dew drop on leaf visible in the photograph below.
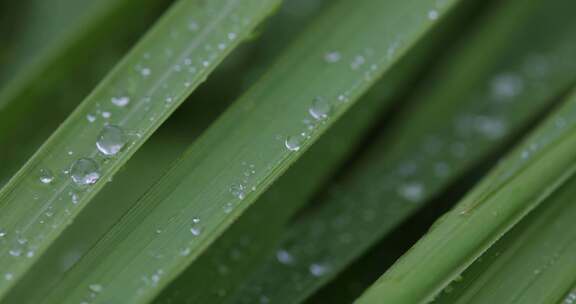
[4,273,13,281]
[275,249,294,265]
[89,284,103,293]
[324,51,341,63]
[190,227,202,236]
[70,158,101,186]
[309,97,332,120]
[309,263,329,277]
[96,125,127,156]
[398,182,425,203]
[86,114,96,123]
[111,96,130,107]
[9,249,22,257]
[285,135,303,151]
[39,168,54,184]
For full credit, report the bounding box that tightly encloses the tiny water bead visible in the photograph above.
[9,248,22,257]
[324,51,341,63]
[491,72,524,99]
[223,202,234,213]
[285,135,304,152]
[39,168,54,184]
[309,97,332,121]
[86,114,96,122]
[70,158,101,186]
[111,96,130,107]
[89,284,103,293]
[0,228,6,238]
[309,263,329,277]
[350,55,366,70]
[398,182,425,203]
[275,249,294,265]
[190,217,202,236]
[140,67,151,77]
[96,125,127,156]
[4,273,13,281]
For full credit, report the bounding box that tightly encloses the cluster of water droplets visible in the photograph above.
[284,97,333,153]
[230,45,576,303]
[564,290,576,304]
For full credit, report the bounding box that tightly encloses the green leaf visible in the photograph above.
[0,0,170,185]
[220,0,576,302]
[356,48,576,304]
[0,0,280,297]
[33,0,463,302]
[433,173,576,304]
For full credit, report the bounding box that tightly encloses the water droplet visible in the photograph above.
[4,273,13,281]
[96,125,127,156]
[86,114,96,122]
[223,202,234,213]
[140,68,151,77]
[227,32,237,40]
[309,97,331,120]
[276,249,294,265]
[89,284,103,293]
[285,135,304,152]
[70,158,101,186]
[17,237,27,245]
[324,51,341,63]
[309,263,329,277]
[428,10,439,20]
[9,249,22,257]
[69,191,79,204]
[491,73,523,100]
[178,247,191,256]
[398,182,425,202]
[39,168,54,184]
[111,96,130,107]
[230,184,246,200]
[0,229,6,238]
[101,111,111,119]
[190,227,202,236]
[350,55,366,70]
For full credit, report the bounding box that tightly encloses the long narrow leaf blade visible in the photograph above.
[434,174,576,304]
[356,79,576,303]
[0,0,280,296]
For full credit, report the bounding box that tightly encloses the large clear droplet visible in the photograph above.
[39,168,54,184]
[70,158,101,186]
[96,125,126,156]
[285,135,303,152]
[309,97,331,121]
